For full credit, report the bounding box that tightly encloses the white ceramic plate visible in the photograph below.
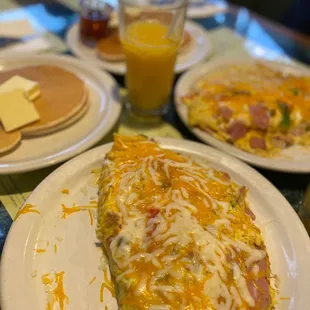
[187,1,227,18]
[0,55,121,174]
[1,138,310,309]
[175,57,310,173]
[66,20,212,75]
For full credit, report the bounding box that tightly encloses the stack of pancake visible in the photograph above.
[0,66,89,154]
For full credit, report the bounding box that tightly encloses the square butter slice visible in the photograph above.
[0,89,40,132]
[0,75,40,101]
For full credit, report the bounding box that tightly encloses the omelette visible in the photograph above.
[182,63,310,157]
[97,135,276,309]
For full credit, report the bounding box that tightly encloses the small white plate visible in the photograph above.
[0,55,121,174]
[66,21,212,75]
[1,138,310,309]
[175,57,310,173]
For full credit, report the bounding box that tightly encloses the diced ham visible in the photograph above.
[236,186,247,205]
[249,104,270,130]
[250,136,267,150]
[221,172,231,182]
[219,106,233,121]
[148,208,159,218]
[227,121,248,141]
[236,186,256,220]
[272,135,293,149]
[245,207,256,220]
[247,259,271,309]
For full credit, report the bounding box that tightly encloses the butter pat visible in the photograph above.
[0,75,40,101]
[0,89,40,132]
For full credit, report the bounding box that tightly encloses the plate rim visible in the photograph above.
[186,2,227,19]
[66,20,213,75]
[1,137,310,309]
[174,57,310,173]
[0,54,122,174]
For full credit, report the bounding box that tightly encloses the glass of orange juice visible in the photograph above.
[118,0,188,119]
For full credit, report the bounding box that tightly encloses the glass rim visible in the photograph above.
[120,0,188,10]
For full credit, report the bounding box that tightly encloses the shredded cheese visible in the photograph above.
[61,203,97,220]
[15,204,40,220]
[100,269,115,303]
[97,136,275,309]
[41,271,69,310]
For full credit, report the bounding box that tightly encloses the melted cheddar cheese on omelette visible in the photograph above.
[97,136,276,309]
[182,63,310,157]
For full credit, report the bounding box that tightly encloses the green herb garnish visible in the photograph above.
[291,88,300,96]
[278,101,290,129]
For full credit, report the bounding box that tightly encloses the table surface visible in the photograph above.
[0,0,309,257]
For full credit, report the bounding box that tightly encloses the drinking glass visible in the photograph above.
[118,0,188,119]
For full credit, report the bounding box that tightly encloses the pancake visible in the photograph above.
[97,25,192,62]
[0,66,88,136]
[24,98,90,137]
[0,126,21,154]
[97,28,125,61]
[0,99,89,154]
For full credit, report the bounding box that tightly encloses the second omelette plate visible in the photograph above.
[1,138,310,309]
[0,55,121,174]
[66,20,212,75]
[174,57,310,173]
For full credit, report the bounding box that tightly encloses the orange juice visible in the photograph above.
[121,20,179,114]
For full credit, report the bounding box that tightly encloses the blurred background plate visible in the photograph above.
[175,57,310,173]
[66,20,212,75]
[0,55,121,174]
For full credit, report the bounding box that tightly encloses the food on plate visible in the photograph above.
[97,135,276,309]
[0,65,89,154]
[0,89,39,132]
[97,28,125,61]
[0,127,21,153]
[182,62,310,156]
[31,98,90,136]
[0,65,88,136]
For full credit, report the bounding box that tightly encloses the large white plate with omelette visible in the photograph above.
[66,20,212,75]
[175,57,310,173]
[1,138,309,309]
[0,55,121,174]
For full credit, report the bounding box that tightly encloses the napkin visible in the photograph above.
[0,167,55,219]
[0,19,36,38]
